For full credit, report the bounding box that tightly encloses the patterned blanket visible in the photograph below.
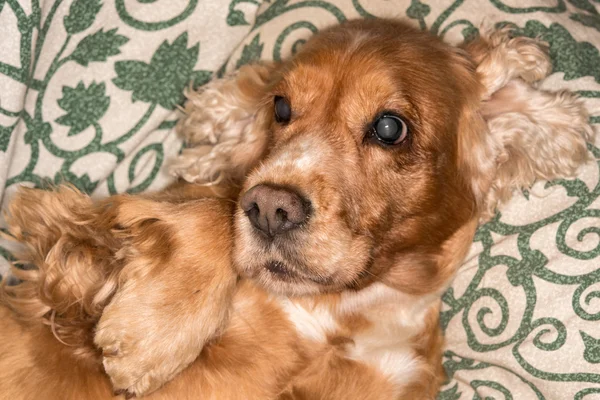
[1,1,599,399]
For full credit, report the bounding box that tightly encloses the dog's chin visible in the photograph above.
[241,261,345,297]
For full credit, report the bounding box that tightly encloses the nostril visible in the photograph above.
[244,202,259,215]
[247,205,259,222]
[275,208,288,222]
[244,202,263,230]
[243,201,259,214]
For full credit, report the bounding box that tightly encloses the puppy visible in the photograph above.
[0,19,593,399]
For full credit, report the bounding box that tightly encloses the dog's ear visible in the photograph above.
[463,26,552,99]
[170,63,281,191]
[457,28,594,219]
[446,45,497,214]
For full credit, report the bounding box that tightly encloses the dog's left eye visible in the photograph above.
[274,96,292,124]
[372,115,408,145]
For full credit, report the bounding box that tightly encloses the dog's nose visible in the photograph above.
[240,184,310,237]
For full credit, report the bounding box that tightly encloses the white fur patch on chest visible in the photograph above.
[345,308,420,391]
[279,298,338,342]
[279,283,437,393]
[347,341,418,390]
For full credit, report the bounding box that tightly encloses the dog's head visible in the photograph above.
[232,19,488,296]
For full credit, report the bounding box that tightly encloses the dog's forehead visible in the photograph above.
[279,31,453,136]
[281,41,410,113]
[285,53,398,98]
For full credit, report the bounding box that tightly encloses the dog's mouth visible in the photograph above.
[262,260,334,286]
[264,261,298,281]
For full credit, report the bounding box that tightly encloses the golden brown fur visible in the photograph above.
[0,19,593,399]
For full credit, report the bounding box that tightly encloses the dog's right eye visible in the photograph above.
[369,114,409,146]
[274,96,292,124]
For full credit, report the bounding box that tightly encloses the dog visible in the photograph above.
[0,19,593,399]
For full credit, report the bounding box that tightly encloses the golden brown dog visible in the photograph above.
[0,19,593,399]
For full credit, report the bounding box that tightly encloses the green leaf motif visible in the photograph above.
[236,34,264,69]
[191,70,212,88]
[512,21,600,83]
[113,32,199,109]
[581,331,600,363]
[63,0,103,35]
[227,0,259,26]
[228,9,249,26]
[71,28,129,66]
[55,82,110,136]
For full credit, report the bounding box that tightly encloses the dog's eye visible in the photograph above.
[373,115,408,145]
[274,96,292,123]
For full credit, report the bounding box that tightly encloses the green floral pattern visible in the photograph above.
[0,0,257,199]
[1,1,599,398]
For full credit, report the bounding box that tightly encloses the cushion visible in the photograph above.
[1,1,599,398]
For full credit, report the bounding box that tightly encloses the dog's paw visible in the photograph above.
[95,280,227,397]
[95,302,192,396]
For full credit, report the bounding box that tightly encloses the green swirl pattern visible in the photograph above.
[1,1,599,398]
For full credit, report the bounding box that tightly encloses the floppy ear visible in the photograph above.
[464,26,552,99]
[458,27,594,219]
[170,63,281,190]
[447,45,497,213]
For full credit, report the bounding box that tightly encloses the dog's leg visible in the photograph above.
[93,196,237,397]
[169,63,277,188]
[3,186,239,397]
